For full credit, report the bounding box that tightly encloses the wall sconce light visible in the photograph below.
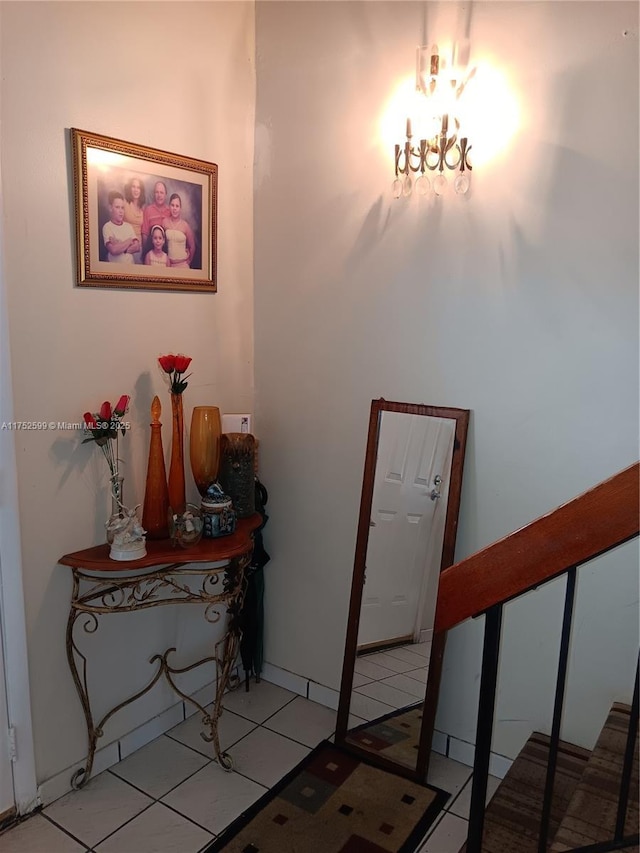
[393,43,473,199]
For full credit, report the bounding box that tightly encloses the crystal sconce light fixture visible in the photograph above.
[393,43,474,199]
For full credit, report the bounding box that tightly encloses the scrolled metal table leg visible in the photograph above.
[206,628,243,771]
[66,575,100,789]
[204,555,249,771]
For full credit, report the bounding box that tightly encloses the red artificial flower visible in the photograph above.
[158,353,193,394]
[113,395,130,417]
[158,354,176,373]
[82,395,130,478]
[174,354,192,373]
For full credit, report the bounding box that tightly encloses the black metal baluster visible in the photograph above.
[538,567,577,853]
[467,604,503,853]
[614,655,639,841]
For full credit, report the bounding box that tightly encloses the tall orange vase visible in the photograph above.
[142,396,170,539]
[167,392,186,513]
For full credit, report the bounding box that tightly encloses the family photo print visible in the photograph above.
[72,128,218,293]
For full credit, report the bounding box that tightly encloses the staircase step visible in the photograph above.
[459,732,591,853]
[549,702,638,852]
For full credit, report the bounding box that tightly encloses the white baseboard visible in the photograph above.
[119,703,185,760]
[431,729,448,756]
[446,734,512,779]
[38,740,121,807]
[261,660,339,708]
[260,662,308,698]
[308,682,340,710]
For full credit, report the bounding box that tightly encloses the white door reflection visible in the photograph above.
[349,413,455,728]
[358,412,456,650]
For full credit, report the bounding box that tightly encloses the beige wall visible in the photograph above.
[0,1,255,784]
[253,1,639,758]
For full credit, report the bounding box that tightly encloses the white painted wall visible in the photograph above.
[253,1,639,758]
[0,1,255,785]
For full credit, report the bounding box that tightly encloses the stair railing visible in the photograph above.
[432,463,639,853]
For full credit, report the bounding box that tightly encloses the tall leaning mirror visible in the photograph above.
[335,399,469,781]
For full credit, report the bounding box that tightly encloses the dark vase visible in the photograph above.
[218,433,256,518]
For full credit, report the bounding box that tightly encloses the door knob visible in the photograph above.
[429,475,442,501]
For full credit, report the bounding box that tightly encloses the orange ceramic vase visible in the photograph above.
[142,396,170,539]
[167,392,186,513]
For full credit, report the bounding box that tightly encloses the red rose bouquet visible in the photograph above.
[158,354,192,394]
[82,395,130,492]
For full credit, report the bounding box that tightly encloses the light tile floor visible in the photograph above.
[352,641,431,720]
[0,679,497,853]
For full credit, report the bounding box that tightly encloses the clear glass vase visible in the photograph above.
[106,475,125,545]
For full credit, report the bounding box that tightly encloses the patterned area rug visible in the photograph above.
[205,740,448,852]
[346,704,423,770]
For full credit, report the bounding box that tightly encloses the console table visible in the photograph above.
[59,514,262,789]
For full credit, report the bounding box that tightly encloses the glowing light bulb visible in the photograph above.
[430,44,440,77]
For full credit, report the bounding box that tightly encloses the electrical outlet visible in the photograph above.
[222,413,252,434]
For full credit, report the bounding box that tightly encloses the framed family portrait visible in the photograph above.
[71,128,217,292]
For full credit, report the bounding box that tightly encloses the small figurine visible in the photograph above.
[169,504,203,548]
[108,505,147,561]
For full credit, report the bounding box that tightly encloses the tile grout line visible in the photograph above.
[41,808,114,851]
[108,750,214,801]
[156,796,220,840]
[83,799,157,850]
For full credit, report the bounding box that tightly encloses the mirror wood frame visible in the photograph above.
[335,399,470,781]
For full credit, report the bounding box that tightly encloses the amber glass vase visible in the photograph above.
[168,392,186,513]
[142,396,170,539]
[189,406,222,496]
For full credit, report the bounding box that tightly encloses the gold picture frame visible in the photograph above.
[72,128,217,293]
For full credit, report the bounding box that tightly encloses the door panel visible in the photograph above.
[357,412,455,647]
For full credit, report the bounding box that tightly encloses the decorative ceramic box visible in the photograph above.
[201,483,236,538]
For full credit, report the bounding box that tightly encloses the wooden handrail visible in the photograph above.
[434,462,639,635]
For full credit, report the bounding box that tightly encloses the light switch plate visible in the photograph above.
[222,413,252,434]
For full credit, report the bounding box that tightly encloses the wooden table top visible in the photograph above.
[59,514,262,572]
